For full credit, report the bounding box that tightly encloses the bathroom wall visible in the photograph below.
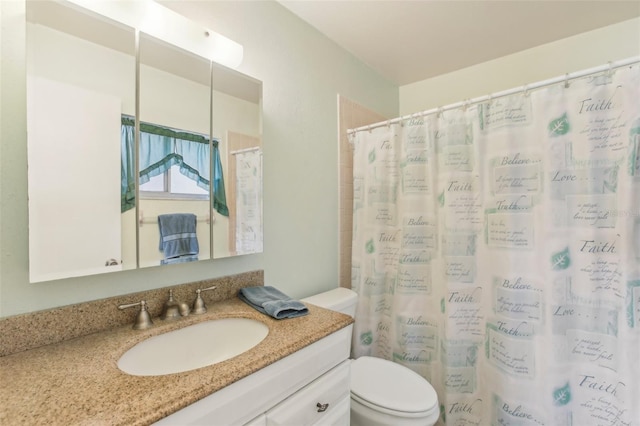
[0,0,397,317]
[3,1,635,319]
[400,18,640,114]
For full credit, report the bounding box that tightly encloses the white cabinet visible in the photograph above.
[307,397,350,426]
[154,325,352,426]
[265,360,350,426]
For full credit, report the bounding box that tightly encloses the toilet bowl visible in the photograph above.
[302,288,439,426]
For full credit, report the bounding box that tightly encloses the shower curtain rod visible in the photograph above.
[347,56,640,135]
[230,146,261,155]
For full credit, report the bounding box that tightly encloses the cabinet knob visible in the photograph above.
[316,402,329,412]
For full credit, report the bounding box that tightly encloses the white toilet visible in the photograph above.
[302,288,440,426]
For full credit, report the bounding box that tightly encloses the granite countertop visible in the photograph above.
[0,298,353,426]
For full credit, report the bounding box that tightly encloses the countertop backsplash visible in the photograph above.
[0,270,264,357]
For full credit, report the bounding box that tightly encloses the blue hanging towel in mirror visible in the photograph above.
[158,213,199,264]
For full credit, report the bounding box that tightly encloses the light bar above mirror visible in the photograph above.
[65,0,243,68]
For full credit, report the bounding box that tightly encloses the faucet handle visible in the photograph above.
[160,290,183,320]
[118,300,154,330]
[192,285,217,315]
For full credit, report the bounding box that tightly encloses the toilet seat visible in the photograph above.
[350,356,439,418]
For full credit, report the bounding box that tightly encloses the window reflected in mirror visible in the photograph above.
[137,33,213,268]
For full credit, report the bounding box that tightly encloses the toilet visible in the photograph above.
[302,288,440,426]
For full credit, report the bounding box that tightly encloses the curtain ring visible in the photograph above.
[437,107,443,118]
[523,84,530,97]
[607,61,613,77]
[564,73,570,88]
[367,125,372,133]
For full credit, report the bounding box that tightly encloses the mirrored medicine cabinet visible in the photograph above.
[26,0,263,283]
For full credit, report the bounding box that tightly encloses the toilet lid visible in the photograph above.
[351,356,438,415]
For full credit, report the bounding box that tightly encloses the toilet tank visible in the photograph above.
[301,288,357,317]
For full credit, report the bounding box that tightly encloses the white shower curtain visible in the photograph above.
[351,62,640,425]
[234,148,263,254]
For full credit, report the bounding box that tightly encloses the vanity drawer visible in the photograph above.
[312,396,349,426]
[266,360,350,426]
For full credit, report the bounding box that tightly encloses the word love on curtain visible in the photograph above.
[350,61,640,426]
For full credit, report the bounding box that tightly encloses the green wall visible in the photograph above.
[0,0,398,317]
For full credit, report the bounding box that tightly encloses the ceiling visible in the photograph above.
[278,0,640,86]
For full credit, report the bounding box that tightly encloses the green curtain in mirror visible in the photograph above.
[121,115,228,216]
[211,143,228,216]
[121,118,136,213]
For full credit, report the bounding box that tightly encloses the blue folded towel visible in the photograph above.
[238,286,309,319]
[158,213,199,262]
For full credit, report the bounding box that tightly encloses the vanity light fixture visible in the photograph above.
[63,0,244,68]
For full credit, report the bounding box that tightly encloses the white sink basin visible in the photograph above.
[118,318,269,376]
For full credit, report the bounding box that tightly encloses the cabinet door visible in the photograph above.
[266,360,350,426]
[27,77,122,282]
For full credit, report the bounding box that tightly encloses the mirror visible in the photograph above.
[26,1,137,282]
[137,33,212,267]
[211,63,263,258]
[26,0,262,282]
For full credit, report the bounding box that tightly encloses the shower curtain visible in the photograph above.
[351,62,640,425]
[234,148,263,254]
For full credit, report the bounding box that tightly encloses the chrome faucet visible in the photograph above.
[192,285,217,314]
[160,289,190,320]
[118,300,153,330]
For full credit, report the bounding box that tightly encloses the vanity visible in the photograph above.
[0,296,353,425]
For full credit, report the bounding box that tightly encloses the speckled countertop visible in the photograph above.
[0,298,352,426]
